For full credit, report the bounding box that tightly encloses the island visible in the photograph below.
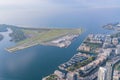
[1,25,83,52]
[103,22,120,31]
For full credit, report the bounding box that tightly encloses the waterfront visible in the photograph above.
[0,8,120,80]
[0,25,112,80]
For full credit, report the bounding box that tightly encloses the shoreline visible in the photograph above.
[5,28,84,53]
[5,26,83,53]
[6,34,81,53]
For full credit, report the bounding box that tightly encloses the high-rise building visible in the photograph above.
[106,61,114,80]
[98,67,107,80]
[115,45,120,55]
[105,35,112,44]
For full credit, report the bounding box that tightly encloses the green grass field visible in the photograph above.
[19,28,82,44]
[7,28,83,52]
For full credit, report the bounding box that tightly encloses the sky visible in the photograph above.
[0,0,120,9]
[0,0,120,27]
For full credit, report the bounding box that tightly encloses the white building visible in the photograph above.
[105,35,112,44]
[98,67,107,80]
[66,72,77,80]
[54,70,65,79]
[112,38,118,45]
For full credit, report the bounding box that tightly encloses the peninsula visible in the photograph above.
[3,25,83,52]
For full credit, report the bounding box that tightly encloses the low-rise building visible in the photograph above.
[54,70,65,79]
[78,44,91,52]
[66,72,77,80]
[113,70,120,80]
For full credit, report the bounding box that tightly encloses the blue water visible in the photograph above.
[0,8,120,80]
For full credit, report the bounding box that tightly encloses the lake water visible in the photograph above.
[0,8,120,80]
